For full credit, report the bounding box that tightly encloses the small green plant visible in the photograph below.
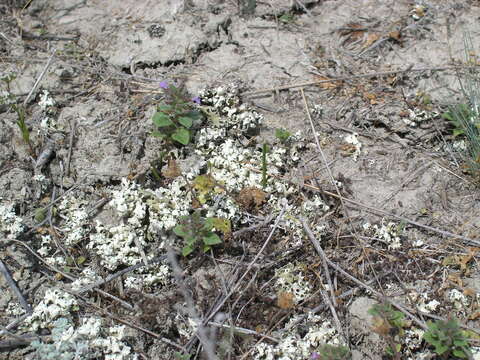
[368,303,406,359]
[174,352,191,360]
[1,73,35,155]
[275,128,292,143]
[151,82,203,146]
[443,31,480,178]
[442,103,478,138]
[13,104,34,155]
[310,344,351,359]
[279,12,295,24]
[173,211,230,256]
[239,0,256,16]
[423,318,473,359]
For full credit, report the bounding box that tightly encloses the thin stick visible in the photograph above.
[241,65,480,96]
[0,314,29,337]
[209,321,278,342]
[186,200,288,354]
[167,249,217,360]
[301,220,428,330]
[66,119,77,176]
[207,199,288,322]
[300,89,344,307]
[232,214,274,237]
[319,287,344,340]
[246,167,480,247]
[12,240,134,311]
[0,260,32,314]
[76,254,168,294]
[23,49,56,106]
[85,300,187,352]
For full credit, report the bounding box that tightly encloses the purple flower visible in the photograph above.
[310,352,320,360]
[159,81,169,89]
[192,96,201,105]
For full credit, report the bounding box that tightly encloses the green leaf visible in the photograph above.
[183,110,203,121]
[153,112,174,127]
[203,218,215,231]
[435,343,448,355]
[172,127,190,145]
[275,128,292,142]
[454,339,468,347]
[453,128,465,137]
[279,13,295,23]
[34,208,46,223]
[185,236,196,246]
[203,233,222,246]
[173,225,188,237]
[182,246,194,257]
[203,244,211,253]
[210,217,231,234]
[151,130,166,139]
[178,117,193,129]
[443,112,454,121]
[174,352,191,360]
[158,104,173,112]
[76,256,87,265]
[453,349,468,358]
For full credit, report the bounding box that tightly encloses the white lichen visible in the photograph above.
[0,201,24,239]
[253,313,342,359]
[24,288,78,332]
[275,262,312,303]
[344,133,362,161]
[363,219,402,249]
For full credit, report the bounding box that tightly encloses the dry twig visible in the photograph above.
[301,219,428,330]
[0,259,32,314]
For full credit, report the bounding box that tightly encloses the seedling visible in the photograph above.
[368,303,406,359]
[173,211,230,256]
[443,31,480,178]
[0,73,34,155]
[151,82,203,146]
[279,12,296,24]
[423,318,473,359]
[275,128,292,143]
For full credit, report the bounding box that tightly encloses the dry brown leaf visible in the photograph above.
[339,143,357,157]
[255,325,265,333]
[340,23,366,43]
[469,311,480,321]
[363,92,378,104]
[315,76,342,90]
[277,292,295,309]
[237,187,266,210]
[191,197,201,209]
[414,5,426,18]
[459,247,479,271]
[371,316,391,336]
[363,33,380,48]
[388,31,401,41]
[463,287,477,297]
[447,272,463,287]
[162,159,182,179]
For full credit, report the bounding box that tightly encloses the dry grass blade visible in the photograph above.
[445,31,480,178]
